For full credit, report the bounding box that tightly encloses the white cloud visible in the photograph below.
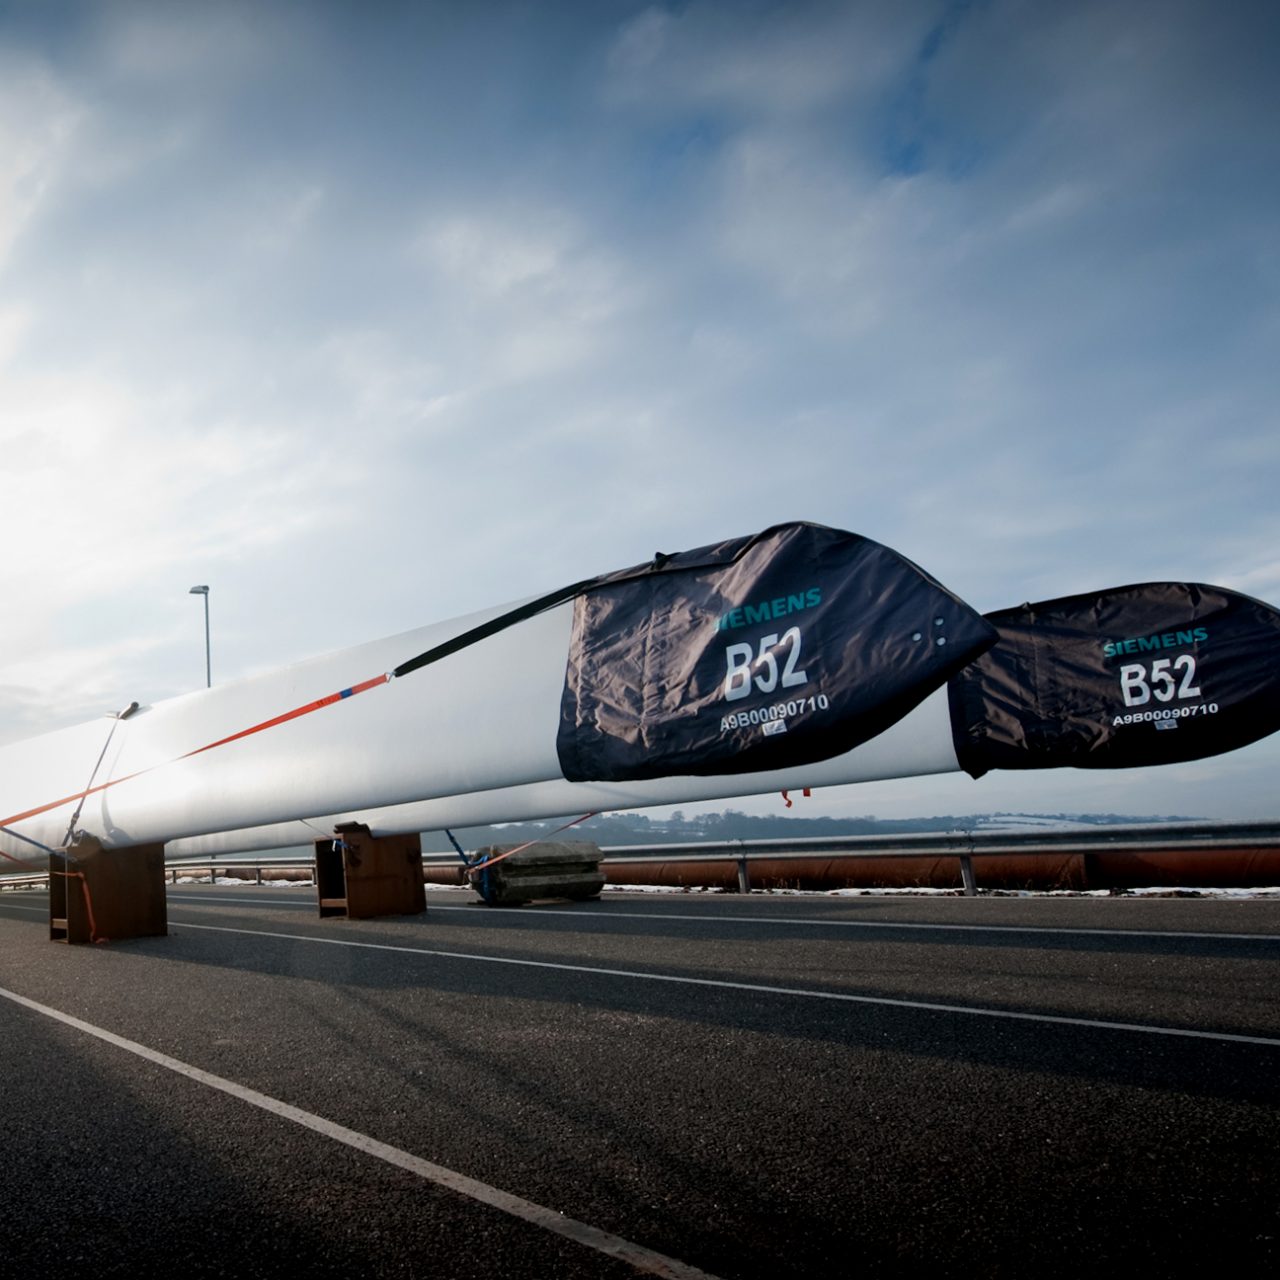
[92,0,280,86]
[1227,561,1280,605]
[0,358,344,725]
[412,205,645,380]
[606,2,928,115]
[240,182,327,254]
[421,215,570,297]
[0,59,83,268]
[0,304,32,367]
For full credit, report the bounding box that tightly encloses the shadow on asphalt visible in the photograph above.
[154,901,1280,1109]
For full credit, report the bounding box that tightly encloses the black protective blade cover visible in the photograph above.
[557,522,997,782]
[949,582,1280,778]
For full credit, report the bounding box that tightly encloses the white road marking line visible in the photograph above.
[175,921,1280,1048]
[0,982,719,1280]
[427,904,1280,943]
[159,893,1280,944]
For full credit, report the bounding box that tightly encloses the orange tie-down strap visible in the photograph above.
[3,672,394,935]
[50,870,107,944]
[463,811,598,876]
[0,673,393,842]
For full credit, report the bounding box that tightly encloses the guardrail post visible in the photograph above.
[736,851,751,895]
[959,855,977,897]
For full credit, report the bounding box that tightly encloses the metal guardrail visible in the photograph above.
[4,820,1278,897]
[599,819,1280,859]
[590,820,1280,894]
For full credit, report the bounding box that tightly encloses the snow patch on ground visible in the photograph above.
[174,875,312,887]
[162,875,1280,900]
[601,883,1280,900]
[969,814,1108,833]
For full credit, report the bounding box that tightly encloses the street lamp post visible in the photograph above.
[189,585,211,688]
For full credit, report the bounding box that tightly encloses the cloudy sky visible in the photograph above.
[1,0,1277,825]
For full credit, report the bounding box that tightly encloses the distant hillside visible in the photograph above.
[420,809,1204,854]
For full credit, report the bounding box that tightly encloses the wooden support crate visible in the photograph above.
[313,824,426,919]
[50,836,167,944]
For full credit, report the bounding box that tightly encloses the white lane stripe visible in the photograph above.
[0,983,718,1280]
[176,921,1280,1048]
[161,893,1280,944]
[427,905,1280,943]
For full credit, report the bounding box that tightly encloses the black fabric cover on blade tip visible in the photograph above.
[557,522,997,782]
[949,582,1280,778]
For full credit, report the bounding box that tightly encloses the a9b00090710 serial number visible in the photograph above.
[721,694,830,732]
[1113,703,1219,726]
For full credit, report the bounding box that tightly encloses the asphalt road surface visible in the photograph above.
[2,883,1279,1279]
